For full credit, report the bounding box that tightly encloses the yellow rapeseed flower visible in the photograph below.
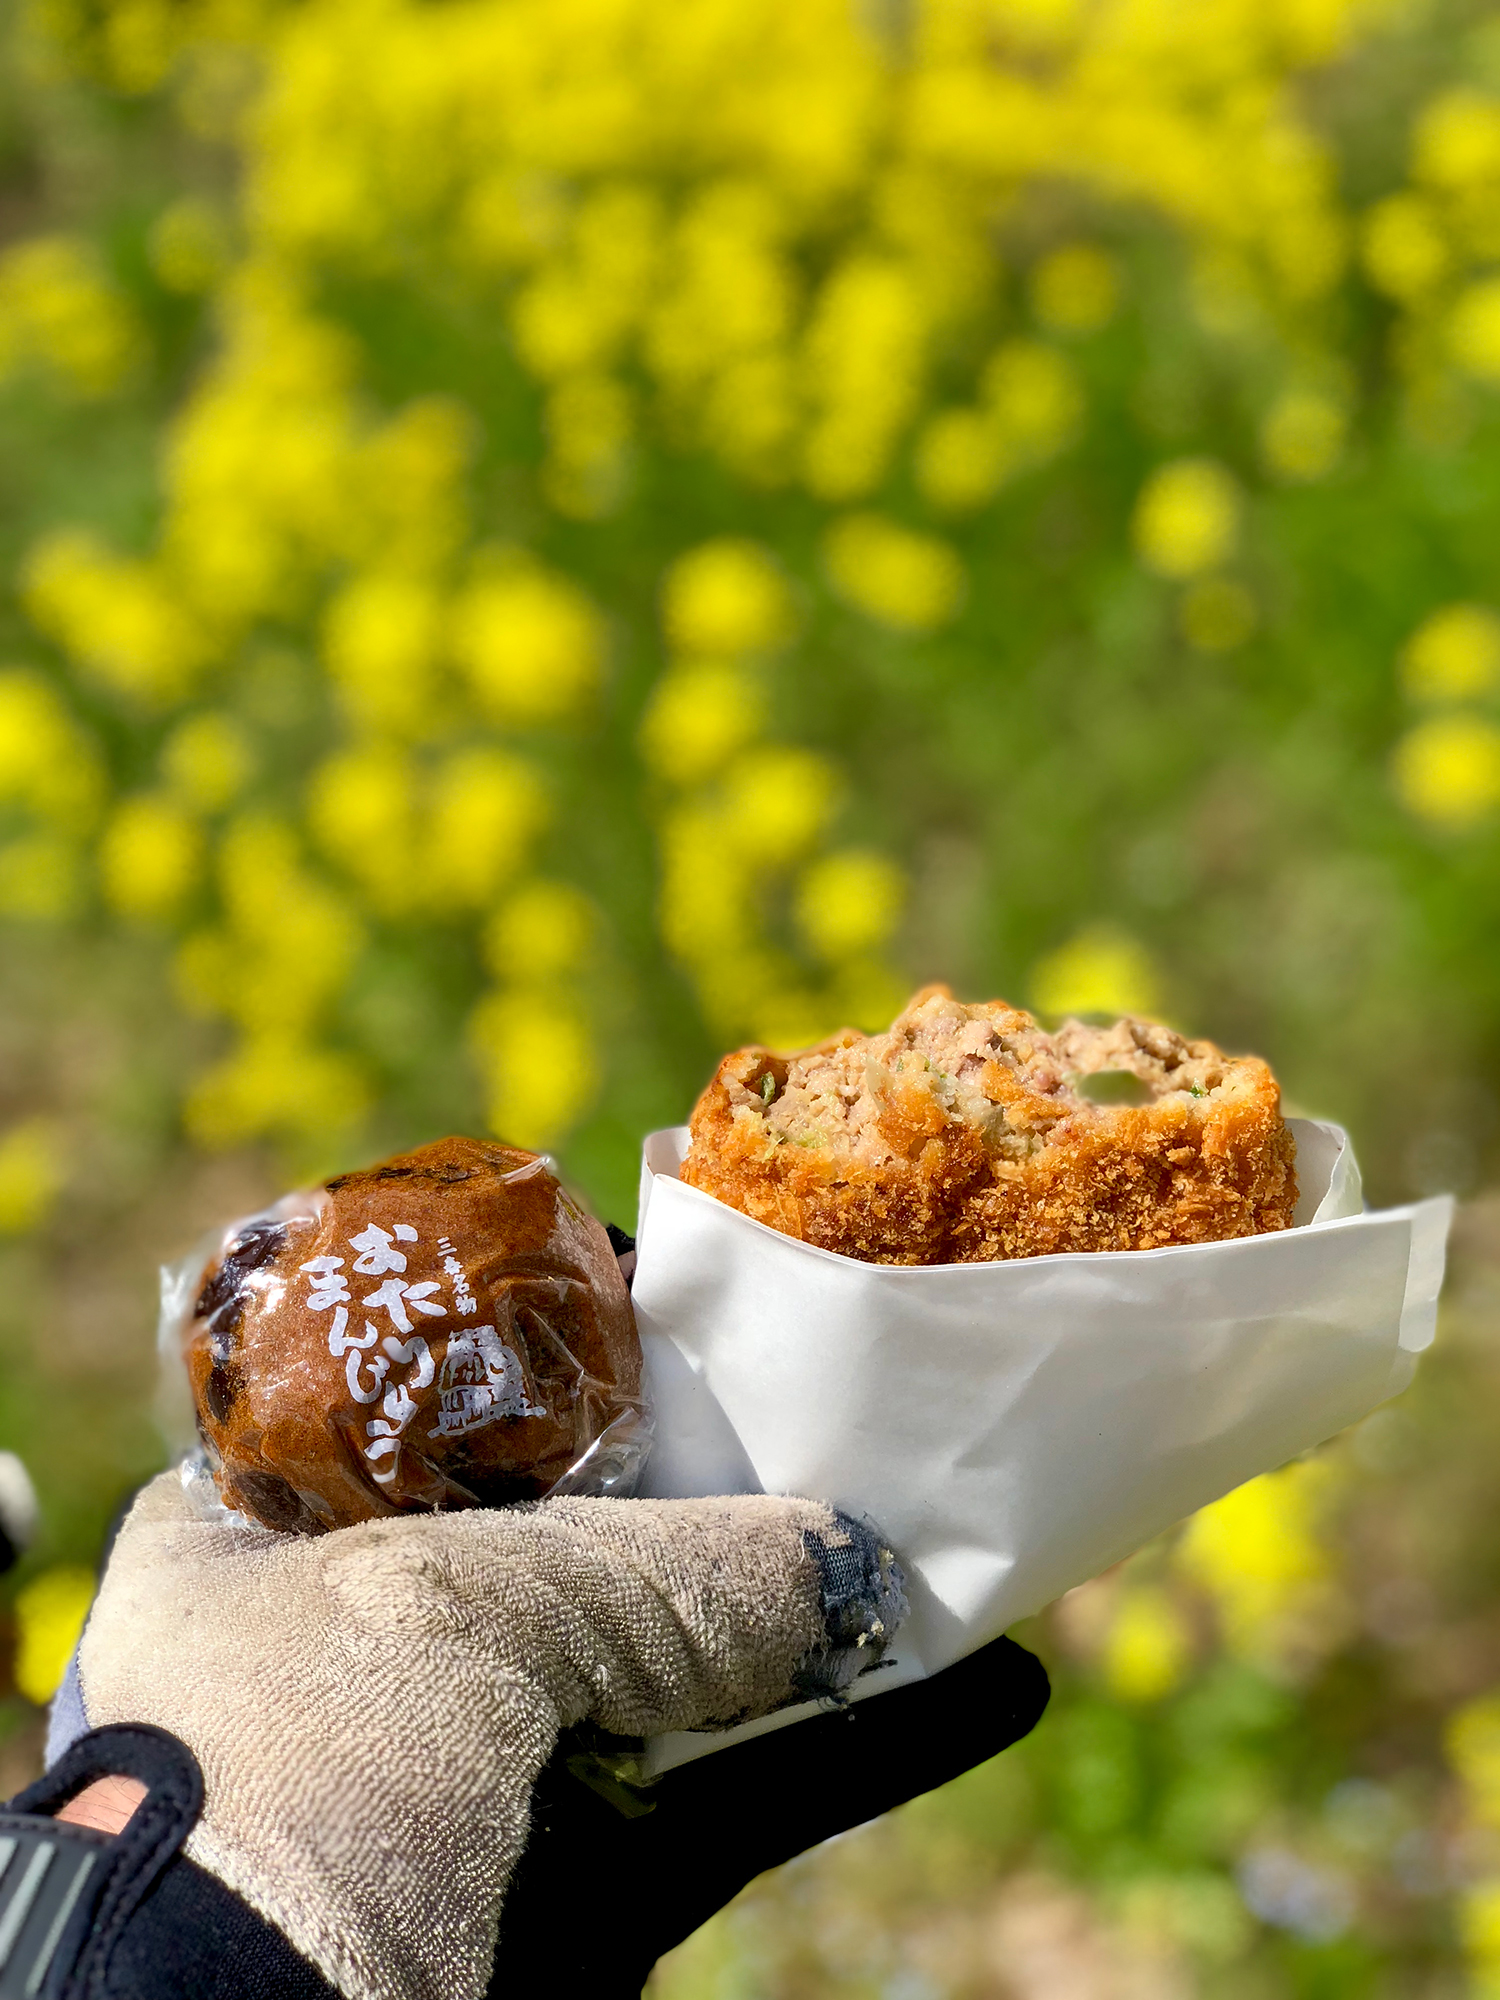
[914,408,1006,514]
[719,746,840,866]
[0,236,140,396]
[470,988,598,1150]
[424,748,550,908]
[1448,1694,1500,1827]
[1132,459,1241,579]
[0,670,103,830]
[661,540,796,658]
[1031,925,1161,1019]
[1450,277,1500,383]
[1176,1463,1334,1658]
[161,711,255,812]
[306,743,419,911]
[824,513,965,632]
[982,339,1084,466]
[451,555,606,724]
[802,256,928,501]
[0,1119,67,1235]
[185,1031,368,1149]
[638,663,765,786]
[1393,714,1500,827]
[1361,192,1448,301]
[1400,604,1500,703]
[322,573,445,735]
[23,531,208,706]
[794,849,905,960]
[1413,88,1500,191]
[99,795,203,920]
[1102,1586,1194,1703]
[484,880,596,982]
[14,1565,95,1705]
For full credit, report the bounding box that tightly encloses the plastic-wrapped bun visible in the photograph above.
[175,1136,648,1533]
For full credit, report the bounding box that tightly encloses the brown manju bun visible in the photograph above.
[183,1136,643,1533]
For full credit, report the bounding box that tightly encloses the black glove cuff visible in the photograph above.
[2,1728,336,1999]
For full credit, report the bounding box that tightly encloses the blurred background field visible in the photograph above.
[2,0,1500,1988]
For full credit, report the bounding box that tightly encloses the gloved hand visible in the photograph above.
[18,1469,906,2000]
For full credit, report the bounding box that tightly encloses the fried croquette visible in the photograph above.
[680,987,1297,1264]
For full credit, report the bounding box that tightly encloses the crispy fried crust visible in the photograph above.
[681,987,1297,1264]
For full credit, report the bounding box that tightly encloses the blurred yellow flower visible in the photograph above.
[161,711,254,812]
[794,849,905,960]
[0,669,103,830]
[323,573,445,735]
[1132,459,1241,579]
[14,1565,95,1705]
[1449,1694,1500,1827]
[1030,242,1120,334]
[983,339,1084,463]
[1261,389,1346,481]
[661,540,795,658]
[306,742,417,911]
[1031,926,1161,1020]
[24,530,208,706]
[720,746,840,866]
[1413,88,1500,191]
[424,748,550,908]
[186,1031,368,1150]
[451,555,605,724]
[0,1119,66,1235]
[824,513,965,632]
[1450,277,1500,383]
[1360,192,1448,301]
[1102,1586,1194,1703]
[914,408,1005,514]
[148,197,231,293]
[638,663,764,787]
[485,880,596,981]
[0,236,140,396]
[470,989,597,1150]
[802,256,927,500]
[99,795,203,921]
[1400,603,1500,703]
[1393,715,1500,828]
[1176,1463,1333,1658]
[542,371,633,520]
[1180,577,1257,653]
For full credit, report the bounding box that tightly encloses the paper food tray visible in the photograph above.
[630,1118,1452,1775]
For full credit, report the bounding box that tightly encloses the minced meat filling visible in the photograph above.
[724,990,1236,1163]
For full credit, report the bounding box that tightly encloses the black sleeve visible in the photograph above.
[1,1727,336,1999]
[495,1632,1050,1996]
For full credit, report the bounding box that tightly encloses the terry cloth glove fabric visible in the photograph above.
[64,1469,905,2000]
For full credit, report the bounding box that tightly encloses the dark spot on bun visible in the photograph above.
[205,1361,244,1425]
[196,1222,288,1341]
[231,1468,325,1535]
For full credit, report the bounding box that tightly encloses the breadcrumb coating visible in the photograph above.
[681,987,1297,1263]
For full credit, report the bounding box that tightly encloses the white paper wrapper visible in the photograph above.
[632,1118,1452,1774]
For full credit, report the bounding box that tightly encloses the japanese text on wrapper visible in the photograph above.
[298,1224,543,1484]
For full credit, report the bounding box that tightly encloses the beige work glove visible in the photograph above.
[70,1470,904,2000]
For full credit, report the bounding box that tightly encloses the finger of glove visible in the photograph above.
[323,1494,904,1739]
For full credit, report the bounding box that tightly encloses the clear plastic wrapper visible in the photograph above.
[162,1136,650,1532]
